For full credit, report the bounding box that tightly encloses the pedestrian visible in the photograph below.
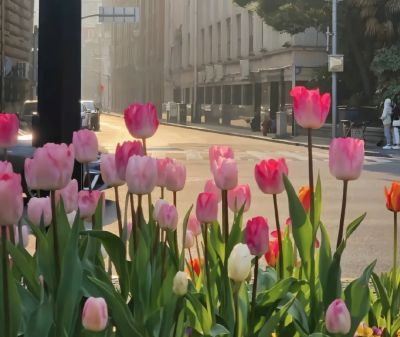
[392,99,400,149]
[381,98,393,149]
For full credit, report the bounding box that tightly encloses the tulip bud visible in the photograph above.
[385,182,400,212]
[228,184,251,212]
[156,158,173,188]
[209,146,234,172]
[126,222,132,240]
[254,158,288,195]
[78,191,105,221]
[211,157,238,190]
[73,129,99,164]
[153,199,169,222]
[126,155,157,195]
[187,214,202,236]
[27,197,52,227]
[124,103,159,139]
[14,225,29,248]
[245,217,269,256]
[100,154,124,187]
[55,179,78,214]
[165,160,186,192]
[0,163,23,226]
[115,141,145,181]
[196,193,218,224]
[158,204,178,231]
[82,297,108,332]
[0,113,19,149]
[325,299,351,334]
[173,271,188,296]
[204,179,222,203]
[185,230,194,249]
[228,244,254,282]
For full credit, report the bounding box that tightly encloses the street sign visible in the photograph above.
[328,55,344,72]
[99,7,140,23]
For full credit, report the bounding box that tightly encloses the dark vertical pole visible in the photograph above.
[280,68,285,111]
[38,0,82,188]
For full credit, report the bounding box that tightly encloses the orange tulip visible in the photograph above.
[298,186,312,213]
[186,258,204,278]
[265,241,278,267]
[385,182,400,212]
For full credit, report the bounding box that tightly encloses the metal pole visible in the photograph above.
[1,0,5,112]
[193,0,198,122]
[332,0,337,138]
[108,75,110,111]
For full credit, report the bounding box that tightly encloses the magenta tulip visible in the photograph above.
[55,179,78,214]
[115,141,145,181]
[82,297,108,332]
[254,158,288,195]
[228,184,251,212]
[27,197,52,227]
[73,129,98,164]
[245,217,269,256]
[204,179,222,203]
[78,190,105,220]
[211,157,238,190]
[24,143,75,191]
[0,162,23,226]
[329,137,364,181]
[100,154,124,187]
[165,160,186,192]
[196,193,218,224]
[325,299,351,334]
[156,158,173,188]
[0,113,19,149]
[158,204,178,231]
[124,102,159,139]
[126,155,157,195]
[187,214,202,236]
[290,86,331,129]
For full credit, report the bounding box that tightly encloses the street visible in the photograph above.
[94,114,398,278]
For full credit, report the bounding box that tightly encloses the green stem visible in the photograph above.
[272,194,284,280]
[161,231,168,281]
[222,190,229,242]
[188,249,195,281]
[161,187,164,199]
[51,191,60,290]
[173,192,179,261]
[2,226,10,337]
[195,236,202,260]
[336,180,348,249]
[234,281,240,337]
[137,194,143,230]
[114,187,123,237]
[393,212,398,295]
[130,193,137,250]
[203,223,214,323]
[251,256,259,328]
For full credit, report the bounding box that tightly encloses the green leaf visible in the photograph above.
[210,221,225,263]
[256,267,277,293]
[16,282,39,335]
[226,205,245,263]
[371,272,391,319]
[314,174,322,233]
[391,316,400,337]
[281,226,294,278]
[24,290,53,337]
[145,308,163,337]
[186,292,213,335]
[54,197,73,264]
[210,324,230,336]
[345,213,367,241]
[257,277,299,306]
[277,293,309,334]
[180,206,193,271]
[319,222,332,296]
[237,281,249,337]
[258,297,295,336]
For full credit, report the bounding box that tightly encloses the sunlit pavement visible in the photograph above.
[29,114,400,278]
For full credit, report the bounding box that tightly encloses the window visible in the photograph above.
[226,18,231,59]
[217,22,221,61]
[249,12,254,54]
[209,25,213,63]
[243,84,253,105]
[201,29,205,64]
[236,14,241,58]
[214,86,221,104]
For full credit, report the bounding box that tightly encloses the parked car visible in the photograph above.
[82,100,101,131]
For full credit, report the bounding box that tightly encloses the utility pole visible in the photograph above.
[1,0,5,112]
[193,0,198,122]
[332,0,337,138]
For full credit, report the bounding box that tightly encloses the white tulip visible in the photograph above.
[228,244,254,282]
[173,271,188,296]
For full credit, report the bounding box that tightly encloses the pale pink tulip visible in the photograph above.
[126,222,132,240]
[126,155,157,195]
[82,297,108,332]
[211,157,238,191]
[156,158,173,188]
[55,179,78,214]
[165,160,186,192]
[204,179,222,203]
[115,141,145,181]
[196,193,218,224]
[14,225,29,248]
[124,103,159,139]
[329,137,364,181]
[187,214,202,236]
[158,204,178,231]
[0,114,19,149]
[254,158,288,195]
[185,230,195,249]
[325,299,351,334]
[67,211,77,227]
[290,86,331,129]
[78,190,105,220]
[245,217,269,256]
[0,163,23,226]
[24,143,75,191]
[228,184,251,212]
[27,197,52,227]
[209,146,234,171]
[100,154,124,187]
[73,129,98,164]
[153,199,169,222]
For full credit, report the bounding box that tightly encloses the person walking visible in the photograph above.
[392,99,400,149]
[381,98,393,149]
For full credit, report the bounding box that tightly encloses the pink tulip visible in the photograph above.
[228,184,251,212]
[165,160,186,192]
[82,297,108,332]
[24,143,75,191]
[187,214,202,236]
[0,162,23,226]
[0,113,19,149]
[245,217,269,256]
[124,103,159,139]
[209,146,234,172]
[73,129,98,164]
[325,299,351,334]
[78,190,105,220]
[14,225,29,248]
[254,158,288,195]
[329,137,364,181]
[115,141,145,181]
[158,204,178,231]
[27,197,52,227]
[67,211,77,227]
[156,158,173,188]
[204,179,222,203]
[153,199,168,222]
[55,179,78,214]
[100,154,124,187]
[196,193,218,224]
[126,155,157,195]
[185,230,195,249]
[290,86,331,129]
[126,222,132,240]
[211,157,238,190]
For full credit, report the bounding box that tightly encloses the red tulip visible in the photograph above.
[158,204,178,231]
[196,193,218,224]
[0,162,23,226]
[204,179,222,203]
[73,129,99,164]
[0,113,19,149]
[78,190,105,221]
[82,297,108,332]
[290,86,331,129]
[329,137,364,181]
[254,158,288,195]
[209,146,234,171]
[100,154,124,187]
[325,299,351,334]
[187,214,202,236]
[385,182,400,212]
[115,141,145,181]
[211,157,238,190]
[126,155,157,195]
[156,157,173,188]
[124,103,159,139]
[27,197,52,227]
[55,179,78,214]
[24,143,75,191]
[228,184,251,212]
[165,160,186,192]
[186,258,203,277]
[245,217,269,256]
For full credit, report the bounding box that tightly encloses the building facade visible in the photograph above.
[164,0,327,126]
